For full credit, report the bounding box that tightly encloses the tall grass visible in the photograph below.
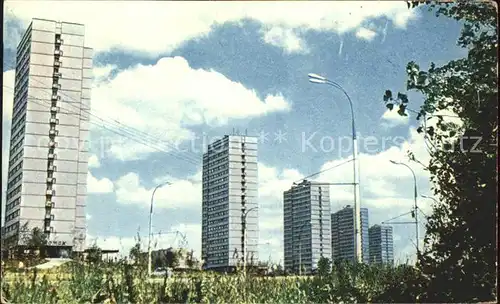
[1,259,424,303]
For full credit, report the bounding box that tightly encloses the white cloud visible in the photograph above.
[2,70,15,121]
[1,70,15,224]
[87,172,114,193]
[262,26,308,54]
[93,64,117,83]
[114,171,201,209]
[88,154,101,168]
[317,127,430,210]
[381,108,410,128]
[355,27,377,41]
[91,56,290,161]
[4,1,417,55]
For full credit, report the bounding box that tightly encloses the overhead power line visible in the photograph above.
[3,59,204,166]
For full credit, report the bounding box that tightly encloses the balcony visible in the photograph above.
[55,38,63,44]
[45,201,53,207]
[46,189,54,196]
[48,153,56,159]
[49,118,59,124]
[44,226,51,233]
[54,49,62,56]
[50,106,59,112]
[49,129,57,136]
[48,165,56,171]
[45,213,51,219]
[46,177,54,183]
[48,141,57,148]
[54,60,61,67]
[53,72,62,78]
[52,83,61,89]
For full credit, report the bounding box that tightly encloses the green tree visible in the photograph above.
[383,1,497,302]
[317,256,331,277]
[18,223,48,259]
[165,247,180,268]
[86,244,102,264]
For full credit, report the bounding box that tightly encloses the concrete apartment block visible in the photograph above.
[3,18,92,255]
[202,135,259,271]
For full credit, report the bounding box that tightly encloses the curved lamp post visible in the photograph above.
[147,181,171,277]
[308,73,362,264]
[390,160,419,255]
[242,206,258,273]
[421,194,438,204]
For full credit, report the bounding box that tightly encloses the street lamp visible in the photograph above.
[308,73,362,264]
[421,194,438,204]
[390,160,419,255]
[242,206,258,273]
[298,220,311,276]
[147,181,171,277]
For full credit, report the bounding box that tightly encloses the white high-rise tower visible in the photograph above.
[2,18,92,255]
[201,135,259,271]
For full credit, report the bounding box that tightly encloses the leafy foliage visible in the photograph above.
[85,245,102,265]
[1,260,425,303]
[382,1,497,302]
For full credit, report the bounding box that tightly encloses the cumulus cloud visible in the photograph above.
[318,127,430,209]
[93,64,117,83]
[114,171,201,209]
[2,70,15,121]
[355,27,377,41]
[91,56,290,161]
[87,173,114,193]
[1,70,15,223]
[88,154,101,168]
[263,26,308,54]
[381,108,410,128]
[4,1,418,55]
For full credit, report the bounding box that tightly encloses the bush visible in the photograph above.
[1,259,426,303]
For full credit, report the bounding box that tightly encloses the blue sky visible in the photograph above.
[2,1,466,264]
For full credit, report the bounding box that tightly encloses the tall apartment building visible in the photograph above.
[3,19,92,255]
[368,224,394,265]
[331,205,369,263]
[201,135,258,271]
[283,180,332,274]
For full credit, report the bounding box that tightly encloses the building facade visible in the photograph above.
[3,18,92,255]
[331,205,369,263]
[368,224,394,265]
[201,135,258,271]
[283,180,332,274]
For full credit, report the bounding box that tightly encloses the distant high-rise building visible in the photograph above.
[201,135,258,271]
[2,18,92,255]
[283,180,332,274]
[331,205,369,263]
[369,224,394,265]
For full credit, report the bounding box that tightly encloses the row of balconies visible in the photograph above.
[45,35,59,235]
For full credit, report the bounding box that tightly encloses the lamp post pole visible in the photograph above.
[242,206,258,274]
[308,73,362,263]
[390,160,419,255]
[147,182,170,277]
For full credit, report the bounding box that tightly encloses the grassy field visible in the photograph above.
[1,260,424,303]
